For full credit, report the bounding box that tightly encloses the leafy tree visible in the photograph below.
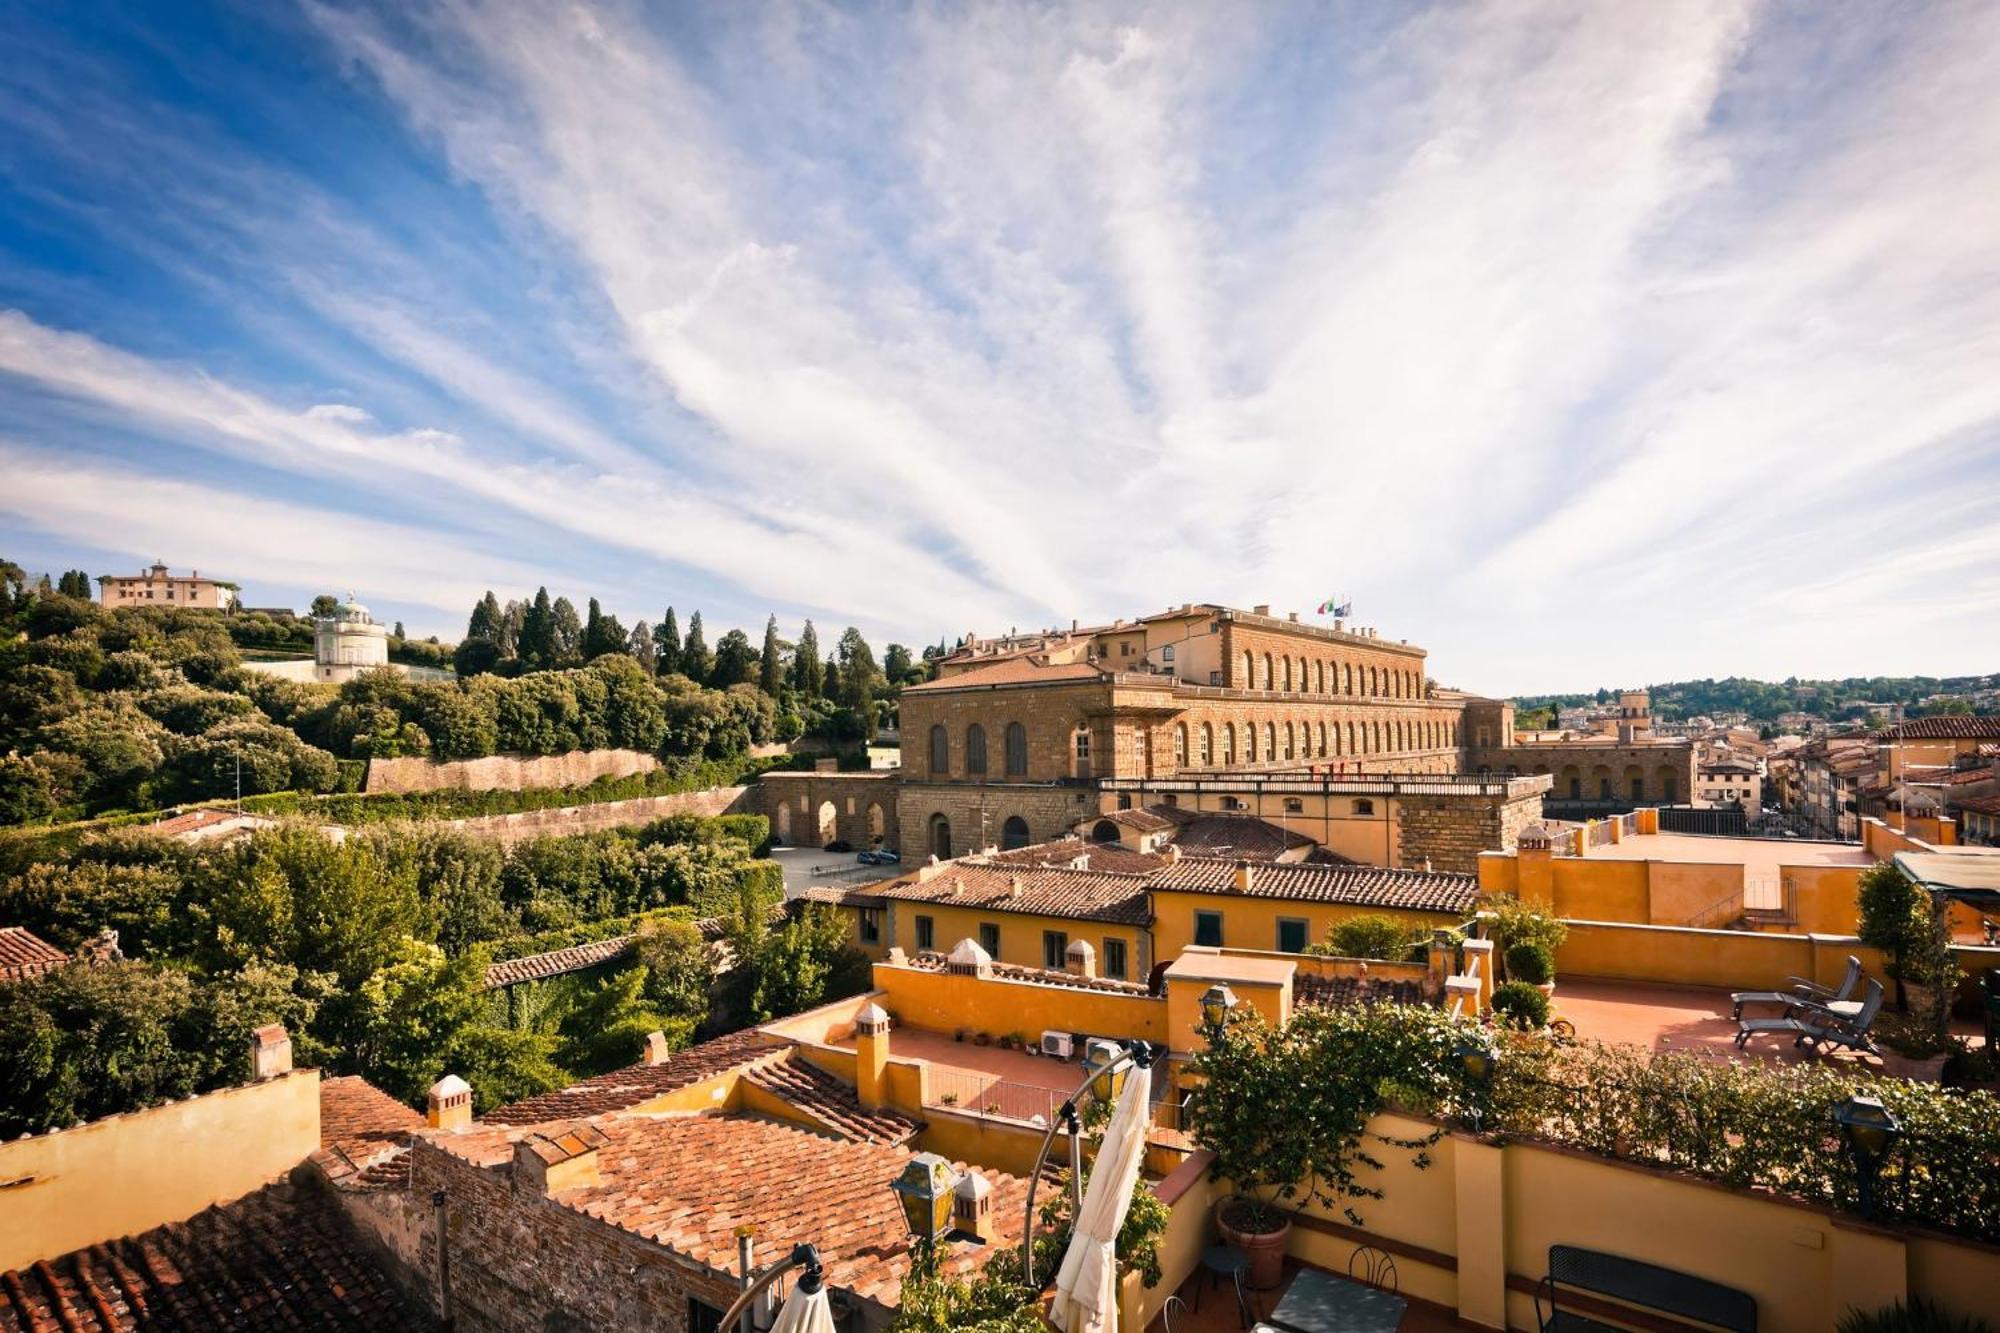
[884,642,913,685]
[628,620,657,673]
[655,607,681,677]
[836,627,882,717]
[406,683,499,760]
[634,916,712,1026]
[733,904,869,1023]
[310,594,341,617]
[467,591,503,642]
[682,611,711,683]
[497,599,525,658]
[791,620,823,696]
[454,635,503,678]
[57,570,92,599]
[710,628,757,688]
[1310,914,1428,962]
[520,587,556,668]
[759,615,784,696]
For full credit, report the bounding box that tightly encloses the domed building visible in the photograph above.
[312,596,390,683]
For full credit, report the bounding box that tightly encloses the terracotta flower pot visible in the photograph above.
[1880,1050,1948,1083]
[1217,1197,1292,1290]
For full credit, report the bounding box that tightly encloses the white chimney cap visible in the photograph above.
[955,1170,992,1200]
[858,1002,891,1026]
[948,938,993,967]
[430,1074,471,1100]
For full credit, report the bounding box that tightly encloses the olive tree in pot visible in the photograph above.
[1504,942,1556,998]
[1184,1004,1456,1289]
[1857,860,1960,1038]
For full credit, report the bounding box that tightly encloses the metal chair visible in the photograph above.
[1232,1266,1261,1330]
[1160,1295,1189,1332]
[1349,1244,1400,1293]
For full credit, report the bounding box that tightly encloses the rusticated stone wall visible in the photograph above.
[1394,784,1548,874]
[364,749,658,795]
[895,781,1100,860]
[436,788,751,846]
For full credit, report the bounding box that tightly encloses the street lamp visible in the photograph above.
[1454,1036,1497,1133]
[891,1152,960,1246]
[1199,983,1239,1034]
[1834,1094,1901,1218]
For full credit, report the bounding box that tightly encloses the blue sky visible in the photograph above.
[1,1,1996,694]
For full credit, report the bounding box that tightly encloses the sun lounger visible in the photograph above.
[1731,956,1860,1019]
[1734,979,1883,1055]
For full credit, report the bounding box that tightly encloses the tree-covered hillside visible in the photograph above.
[1515,673,1997,724]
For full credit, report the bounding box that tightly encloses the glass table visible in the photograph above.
[1256,1267,1407,1333]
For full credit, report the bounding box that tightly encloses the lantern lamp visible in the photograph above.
[891,1152,960,1244]
[1199,983,1239,1033]
[1834,1093,1901,1217]
[1454,1036,1497,1132]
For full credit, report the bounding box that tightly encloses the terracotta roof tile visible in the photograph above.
[902,658,1107,692]
[483,935,634,990]
[1159,813,1315,860]
[874,864,1151,925]
[482,1027,788,1126]
[0,928,67,983]
[0,1180,433,1331]
[739,1055,920,1145]
[984,837,1170,875]
[1880,717,2000,740]
[797,885,889,909]
[1146,857,1478,915]
[1954,794,2000,816]
[1294,974,1427,1010]
[904,951,1151,996]
[1093,807,1178,834]
[433,1115,1029,1309]
[311,1076,423,1192]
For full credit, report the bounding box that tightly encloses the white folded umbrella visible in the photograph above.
[1049,1058,1153,1333]
[769,1275,835,1333]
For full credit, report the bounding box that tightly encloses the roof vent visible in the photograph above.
[947,938,993,978]
[642,1030,672,1066]
[250,1024,292,1081]
[1009,876,1024,899]
[1234,861,1254,894]
[514,1123,610,1196]
[427,1074,473,1132]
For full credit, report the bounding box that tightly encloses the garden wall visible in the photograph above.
[364,748,659,794]
[435,787,752,845]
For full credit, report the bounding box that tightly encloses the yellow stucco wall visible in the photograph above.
[1555,919,1888,990]
[889,900,1148,982]
[0,1069,321,1271]
[872,961,1169,1045]
[1149,890,1455,962]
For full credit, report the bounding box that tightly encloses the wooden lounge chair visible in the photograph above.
[1734,979,1883,1055]
[1731,956,1860,1019]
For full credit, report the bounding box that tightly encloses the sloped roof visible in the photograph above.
[1160,812,1315,860]
[482,1027,788,1125]
[483,935,635,990]
[901,658,1107,692]
[0,927,67,983]
[0,1180,433,1331]
[986,836,1171,874]
[1880,717,2000,740]
[873,863,1152,925]
[424,1114,1028,1309]
[739,1056,920,1145]
[312,1075,424,1192]
[905,950,1151,996]
[1146,857,1478,915]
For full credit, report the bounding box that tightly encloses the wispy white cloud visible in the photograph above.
[4,1,1997,687]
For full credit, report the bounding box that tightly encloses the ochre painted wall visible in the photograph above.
[0,1069,320,1271]
[872,961,1168,1046]
[1149,890,1455,962]
[1554,920,1887,992]
[887,900,1147,982]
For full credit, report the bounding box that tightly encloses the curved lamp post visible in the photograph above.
[715,1243,824,1331]
[1019,1040,1159,1288]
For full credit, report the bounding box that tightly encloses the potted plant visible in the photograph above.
[1185,1004,1451,1290]
[1877,1015,1951,1083]
[1491,981,1552,1031]
[1504,941,1556,998]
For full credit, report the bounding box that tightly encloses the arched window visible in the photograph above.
[1000,815,1031,850]
[1264,722,1276,761]
[1342,663,1353,694]
[1283,721,1295,760]
[1223,722,1237,765]
[1244,721,1256,762]
[1318,721,1328,756]
[1243,649,1255,688]
[1091,819,1122,844]
[1262,653,1274,691]
[1372,721,1382,752]
[1199,723,1213,764]
[965,723,987,773]
[1175,723,1188,767]
[1281,657,1293,692]
[929,812,952,860]
[1315,661,1326,694]
[929,725,949,775]
[1004,722,1028,776]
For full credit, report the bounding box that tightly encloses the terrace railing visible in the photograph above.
[926,1069,1065,1125]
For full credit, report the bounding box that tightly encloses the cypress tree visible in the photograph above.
[682,611,711,683]
[467,591,502,641]
[520,587,556,668]
[759,615,784,696]
[656,608,682,677]
[792,621,824,696]
[551,597,583,665]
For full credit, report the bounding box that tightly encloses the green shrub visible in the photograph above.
[1485,895,1568,959]
[1837,1297,1994,1333]
[1312,913,1427,961]
[716,813,772,854]
[1504,941,1555,986]
[1491,981,1551,1029]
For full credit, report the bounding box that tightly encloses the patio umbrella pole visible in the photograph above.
[717,1244,824,1332]
[1019,1042,1157,1290]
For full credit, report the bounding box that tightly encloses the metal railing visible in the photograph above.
[925,1068,1067,1125]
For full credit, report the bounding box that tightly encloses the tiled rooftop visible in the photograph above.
[905,949,1153,995]
[875,863,1152,926]
[312,1075,424,1192]
[1158,811,1316,860]
[1293,973,1427,1010]
[482,1027,787,1125]
[739,1055,921,1145]
[1880,717,2000,740]
[0,1180,433,1332]
[0,927,67,982]
[1146,857,1479,915]
[428,1113,1029,1307]
[984,836,1171,874]
[483,934,634,990]
[901,657,1107,692]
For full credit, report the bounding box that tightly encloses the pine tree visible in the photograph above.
[498,600,525,658]
[628,620,657,673]
[393,621,407,640]
[551,597,583,665]
[520,587,556,668]
[656,608,682,677]
[56,570,92,599]
[583,598,605,657]
[711,629,757,687]
[758,615,784,696]
[467,591,502,642]
[682,611,710,683]
[791,621,824,696]
[837,627,882,717]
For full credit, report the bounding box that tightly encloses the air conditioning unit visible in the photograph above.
[1040,1031,1075,1059]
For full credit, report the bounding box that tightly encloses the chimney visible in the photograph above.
[947,938,993,979]
[1166,844,1183,863]
[1253,604,1271,616]
[1288,612,1299,622]
[513,1124,609,1195]
[249,1024,292,1081]
[1234,860,1254,894]
[1064,939,1097,979]
[642,1030,672,1066]
[427,1074,473,1132]
[953,1171,995,1242]
[855,1002,892,1109]
[1009,875,1024,899]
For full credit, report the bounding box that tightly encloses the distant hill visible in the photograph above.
[1514,674,1999,725]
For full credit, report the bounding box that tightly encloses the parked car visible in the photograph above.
[857,846,901,866]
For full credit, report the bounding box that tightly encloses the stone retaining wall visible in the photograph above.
[437,788,751,846]
[364,749,659,795]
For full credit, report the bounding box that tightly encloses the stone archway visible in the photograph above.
[775,802,792,844]
[816,800,838,846]
[1090,819,1122,844]
[1001,815,1032,850]
[929,813,952,861]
